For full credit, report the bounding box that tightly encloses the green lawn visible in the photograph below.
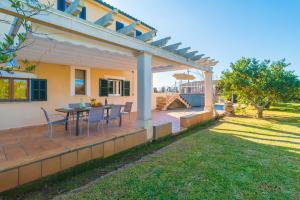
[1,103,299,199]
[63,103,300,200]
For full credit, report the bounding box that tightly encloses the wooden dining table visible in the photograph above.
[55,105,124,136]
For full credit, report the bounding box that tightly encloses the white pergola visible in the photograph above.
[0,0,217,140]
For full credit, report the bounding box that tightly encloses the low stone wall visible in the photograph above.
[0,130,147,192]
[153,122,172,140]
[180,111,214,128]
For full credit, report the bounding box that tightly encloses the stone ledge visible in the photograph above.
[0,129,147,193]
[153,122,172,140]
[180,111,214,128]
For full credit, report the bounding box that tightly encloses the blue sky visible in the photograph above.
[106,0,300,87]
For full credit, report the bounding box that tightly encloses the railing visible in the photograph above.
[153,84,205,94]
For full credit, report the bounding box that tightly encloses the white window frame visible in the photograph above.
[70,66,91,97]
[104,75,127,97]
[108,79,122,97]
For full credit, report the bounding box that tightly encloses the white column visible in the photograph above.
[204,71,213,111]
[136,51,153,140]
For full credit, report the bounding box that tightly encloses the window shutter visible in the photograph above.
[135,30,142,37]
[57,0,66,11]
[123,80,130,96]
[80,7,86,19]
[31,79,47,101]
[99,79,108,96]
[116,21,124,31]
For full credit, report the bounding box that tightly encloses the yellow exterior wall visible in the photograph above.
[0,0,155,130]
[42,0,152,34]
[0,62,138,130]
[85,0,152,33]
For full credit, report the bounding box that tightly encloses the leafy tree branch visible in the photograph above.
[0,0,51,72]
[219,58,300,118]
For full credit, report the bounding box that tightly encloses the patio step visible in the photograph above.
[157,94,191,110]
[156,96,167,110]
[180,94,205,107]
[179,94,194,107]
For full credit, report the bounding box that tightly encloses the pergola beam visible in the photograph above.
[163,42,182,51]
[197,57,210,62]
[136,30,157,42]
[150,37,171,47]
[94,9,117,27]
[190,54,205,61]
[210,61,219,66]
[64,0,83,16]
[198,61,211,66]
[184,51,198,58]
[197,60,219,67]
[117,21,140,36]
[175,47,191,55]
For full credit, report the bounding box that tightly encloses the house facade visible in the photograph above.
[1,0,222,138]
[0,0,218,136]
[0,0,220,192]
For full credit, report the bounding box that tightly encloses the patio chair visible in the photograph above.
[105,105,122,127]
[121,102,133,120]
[41,107,70,138]
[69,103,90,120]
[69,103,80,121]
[83,107,105,136]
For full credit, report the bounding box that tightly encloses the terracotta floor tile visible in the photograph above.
[20,142,45,156]
[0,109,203,171]
[0,146,6,162]
[4,145,27,161]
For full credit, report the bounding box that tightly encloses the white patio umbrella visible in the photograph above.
[172,73,196,94]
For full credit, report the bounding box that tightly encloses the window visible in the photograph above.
[75,69,86,95]
[0,77,29,101]
[116,21,124,31]
[108,80,122,96]
[71,67,90,96]
[13,79,28,100]
[0,78,9,100]
[135,30,142,37]
[99,79,130,97]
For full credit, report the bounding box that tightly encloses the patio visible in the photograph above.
[0,108,205,172]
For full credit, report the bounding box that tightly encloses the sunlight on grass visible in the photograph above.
[64,103,300,200]
[213,115,300,153]
[2,104,298,199]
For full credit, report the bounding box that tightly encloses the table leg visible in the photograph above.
[76,112,80,136]
[106,109,109,124]
[119,115,122,127]
[65,112,70,131]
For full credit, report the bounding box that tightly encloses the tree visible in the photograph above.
[0,0,51,72]
[219,58,300,118]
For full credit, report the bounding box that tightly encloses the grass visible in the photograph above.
[1,103,299,199]
[63,103,300,200]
